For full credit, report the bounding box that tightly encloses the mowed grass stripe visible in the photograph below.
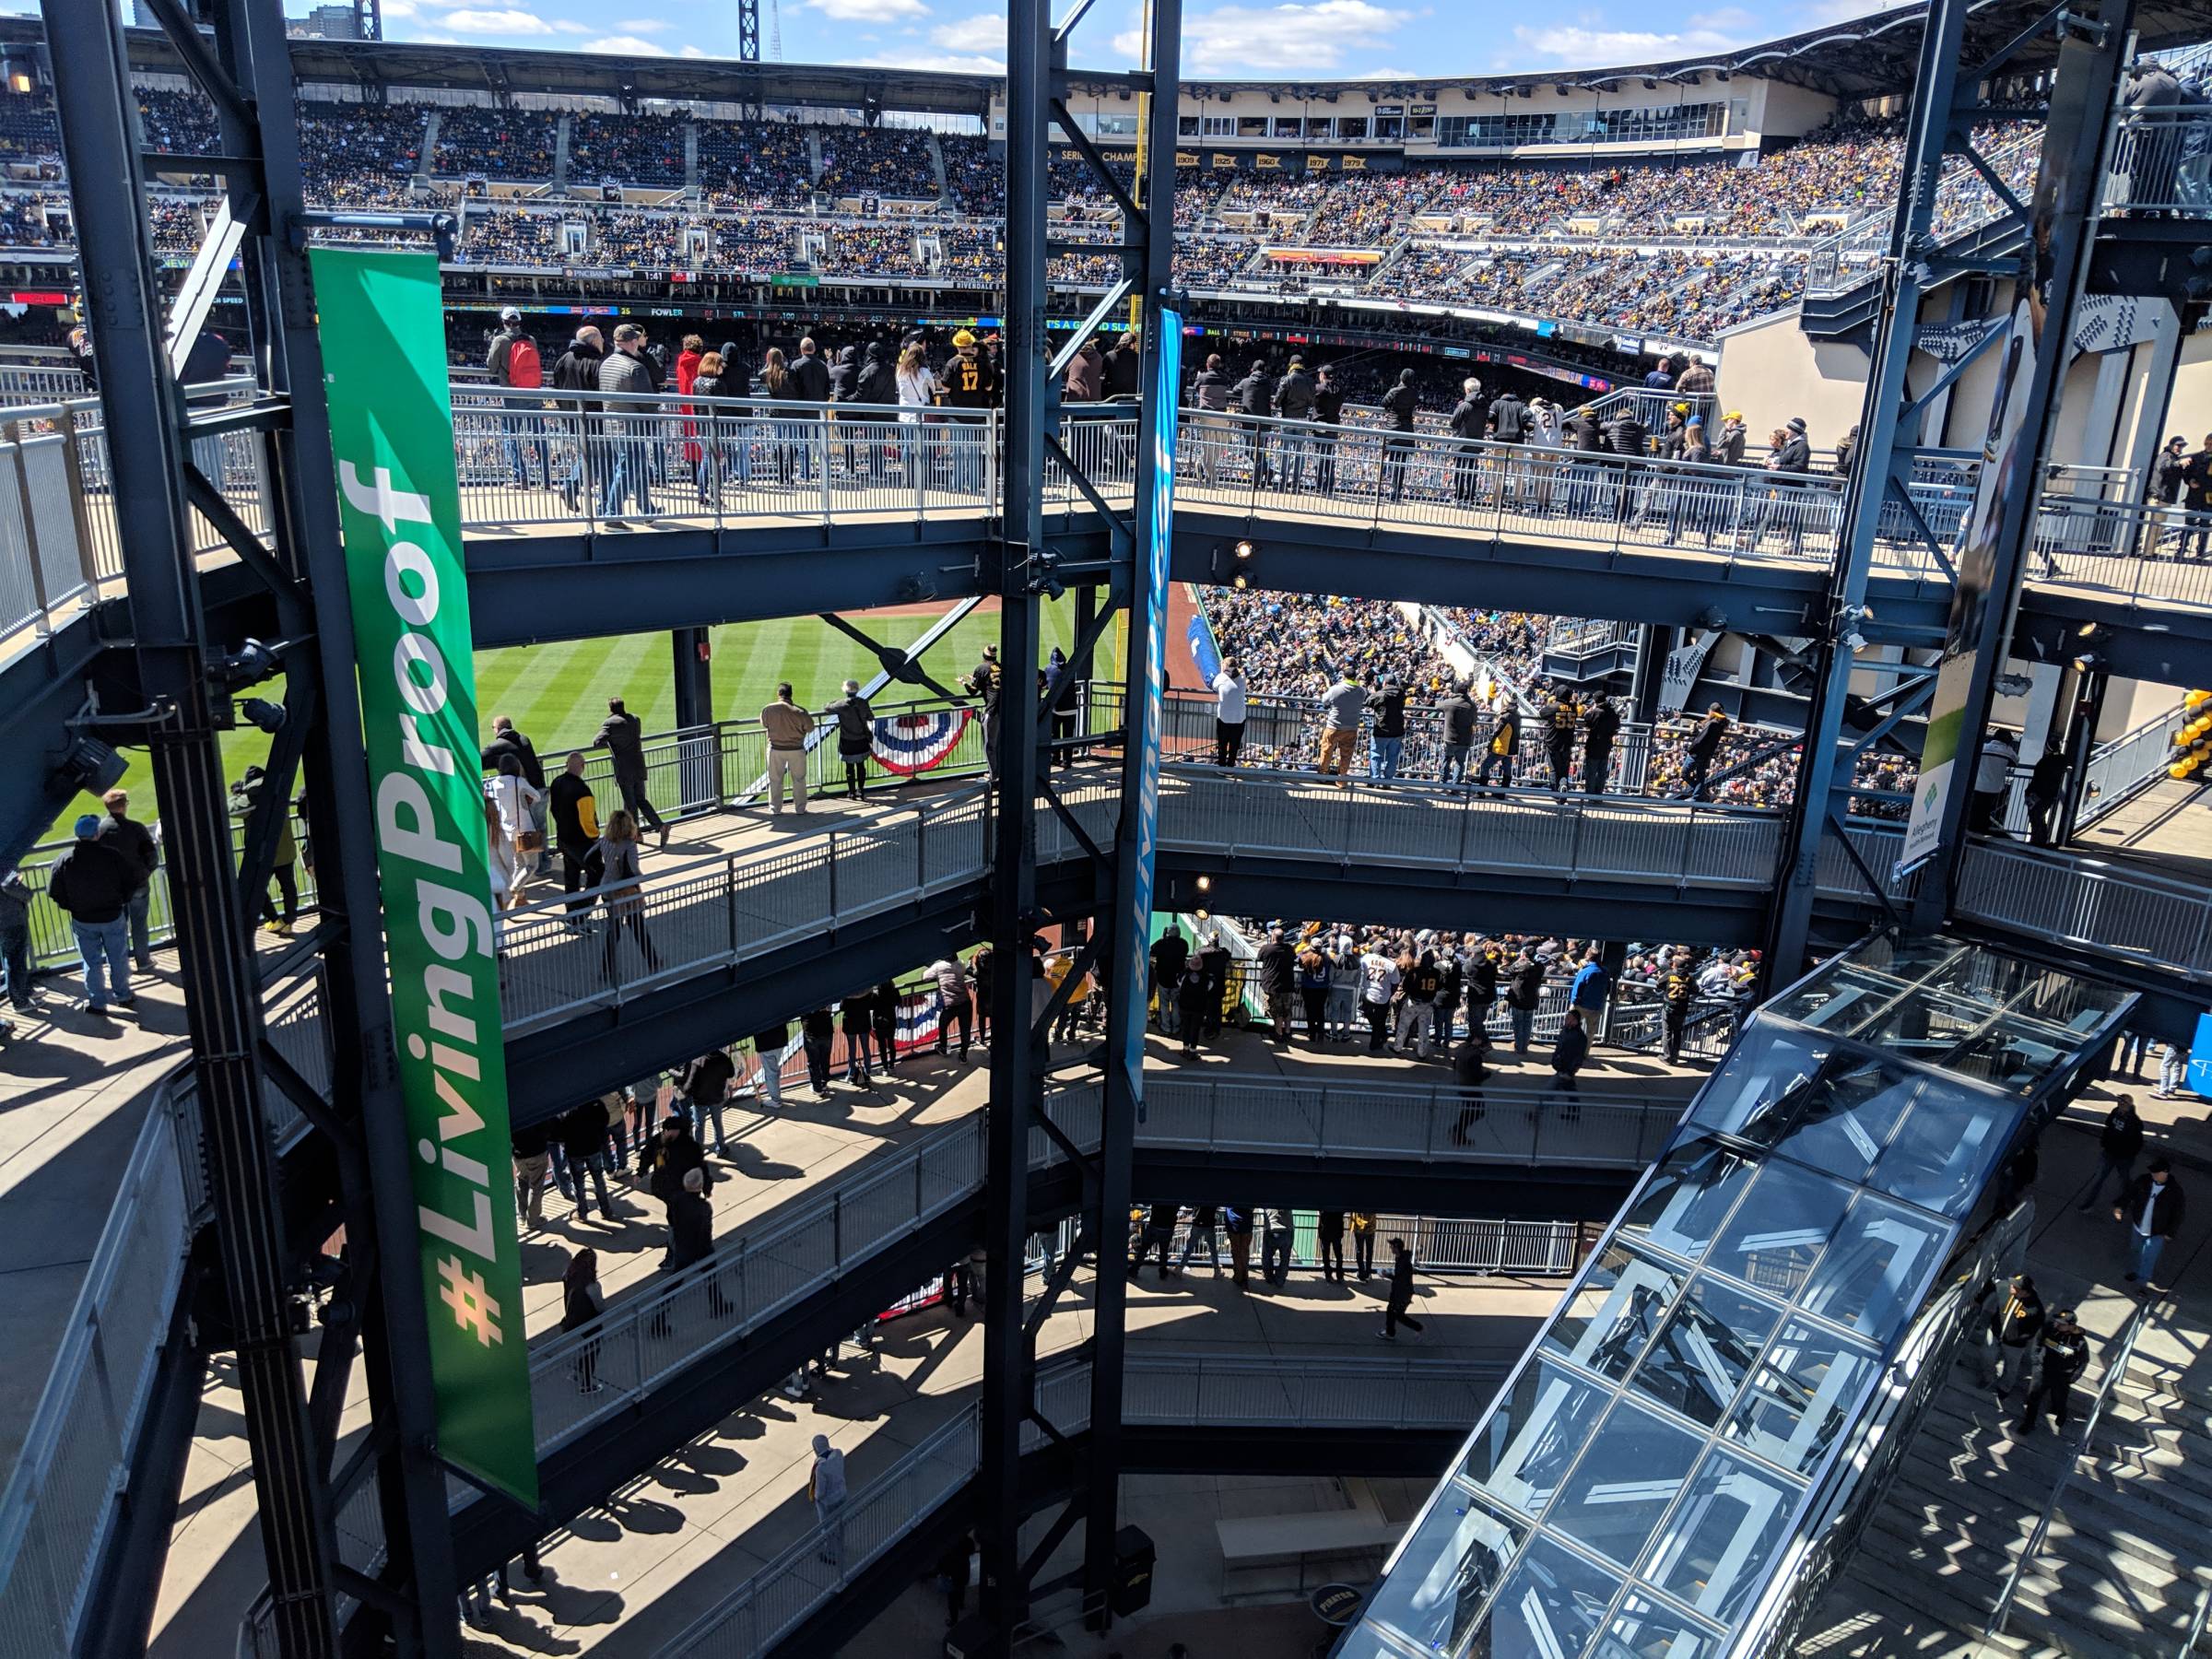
[41,602,1128,846]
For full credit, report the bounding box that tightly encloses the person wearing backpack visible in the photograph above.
[488,306,546,490]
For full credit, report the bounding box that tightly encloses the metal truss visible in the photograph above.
[1770,0,2137,970]
[974,0,1182,1649]
[50,0,469,1652]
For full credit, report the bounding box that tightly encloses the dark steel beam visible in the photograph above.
[218,0,467,1644]
[42,3,343,1653]
[979,0,1053,1639]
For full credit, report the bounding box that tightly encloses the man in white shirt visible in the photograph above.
[1318,673,1367,786]
[1212,658,1249,767]
[1971,728,2018,833]
[1359,946,1401,1053]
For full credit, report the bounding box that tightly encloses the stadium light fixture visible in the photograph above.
[1195,875,1212,892]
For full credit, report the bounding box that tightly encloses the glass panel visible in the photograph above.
[1462,1359,1611,1515]
[1594,1592,1724,1659]
[1469,1535,1620,1659]
[1796,1194,1952,1338]
[1761,1064,1920,1185]
[1630,1278,1783,1428]
[1869,1080,2018,1215]
[1619,1141,1756,1265]
[1545,1247,1686,1382]
[1707,1160,1852,1300]
[1724,1319,1883,1476]
[1365,1487,1525,1656]
[1641,1447,1803,1627]
[1685,1028,1833,1143]
[1547,1400,1705,1570]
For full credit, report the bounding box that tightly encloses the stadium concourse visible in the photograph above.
[12,6,2212,1659]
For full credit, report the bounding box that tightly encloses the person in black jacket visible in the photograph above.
[1312,365,1347,494]
[1255,926,1295,1046]
[2014,1308,2088,1435]
[662,1167,729,1317]
[482,716,546,791]
[640,1111,710,1208]
[682,1046,737,1153]
[1102,331,1142,398]
[2143,434,2187,555]
[1980,1271,2045,1397]
[594,698,666,846]
[1545,689,1579,791]
[1273,357,1316,488]
[1447,378,1486,504]
[2118,1159,2185,1289]
[555,1099,618,1220]
[1450,1026,1489,1143]
[871,980,900,1074]
[1232,359,1274,488]
[1150,923,1189,1033]
[1681,704,1729,801]
[1606,409,1650,521]
[1487,387,1528,506]
[1129,1200,1180,1279]
[802,1005,837,1096]
[1188,353,1235,486]
[1439,680,1478,784]
[828,677,875,799]
[1381,1238,1424,1338]
[1381,370,1420,502]
[562,1247,605,1394]
[95,787,159,971]
[1552,1008,1589,1112]
[1503,949,1545,1056]
[547,751,601,911]
[1582,698,1621,795]
[2077,1094,2146,1213]
[1370,678,1409,782]
[788,335,831,403]
[752,1020,789,1106]
[47,815,139,1013]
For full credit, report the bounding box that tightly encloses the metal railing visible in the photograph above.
[525,1093,1099,1459]
[1153,763,1785,891]
[0,1081,200,1657]
[2180,1571,2212,1659]
[1953,836,2212,982]
[490,782,1016,1035]
[1984,1292,2162,1640]
[1806,130,2042,296]
[1091,1071,1686,1168]
[660,1347,1504,1657]
[2101,105,2212,219]
[2076,700,2186,830]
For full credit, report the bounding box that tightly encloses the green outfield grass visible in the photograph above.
[41,600,1119,851]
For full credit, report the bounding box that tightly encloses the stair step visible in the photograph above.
[1921,1394,2212,1507]
[1871,1485,2203,1618]
[1792,1564,2043,1658]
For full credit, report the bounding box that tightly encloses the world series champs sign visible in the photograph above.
[312,248,538,1506]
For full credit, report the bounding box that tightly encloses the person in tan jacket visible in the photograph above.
[759,681,814,814]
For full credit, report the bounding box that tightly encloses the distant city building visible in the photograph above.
[288,5,363,40]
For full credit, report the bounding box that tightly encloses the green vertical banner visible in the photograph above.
[312,248,538,1507]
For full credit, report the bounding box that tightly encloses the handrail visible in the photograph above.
[2179,1570,2212,1659]
[1983,1292,2163,1641]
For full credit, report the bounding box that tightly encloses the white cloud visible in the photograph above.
[856,48,1005,72]
[1498,4,1913,69]
[806,0,932,21]
[582,33,671,54]
[679,43,709,56]
[551,18,594,32]
[1173,1,1409,76]
[929,13,1004,53]
[442,6,553,33]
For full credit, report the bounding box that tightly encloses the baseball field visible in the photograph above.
[45,598,1117,848]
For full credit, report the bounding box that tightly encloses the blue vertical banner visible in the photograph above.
[1121,310,1183,1094]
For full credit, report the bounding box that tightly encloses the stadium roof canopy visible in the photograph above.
[0,0,2204,112]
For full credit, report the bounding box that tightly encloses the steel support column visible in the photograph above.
[42,2,340,1651]
[1912,0,2133,922]
[977,0,1053,1636]
[223,0,469,1633]
[672,626,714,727]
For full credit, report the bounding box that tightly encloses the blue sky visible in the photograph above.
[319,0,1910,83]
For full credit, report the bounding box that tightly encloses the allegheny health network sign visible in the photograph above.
[312,248,538,1507]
